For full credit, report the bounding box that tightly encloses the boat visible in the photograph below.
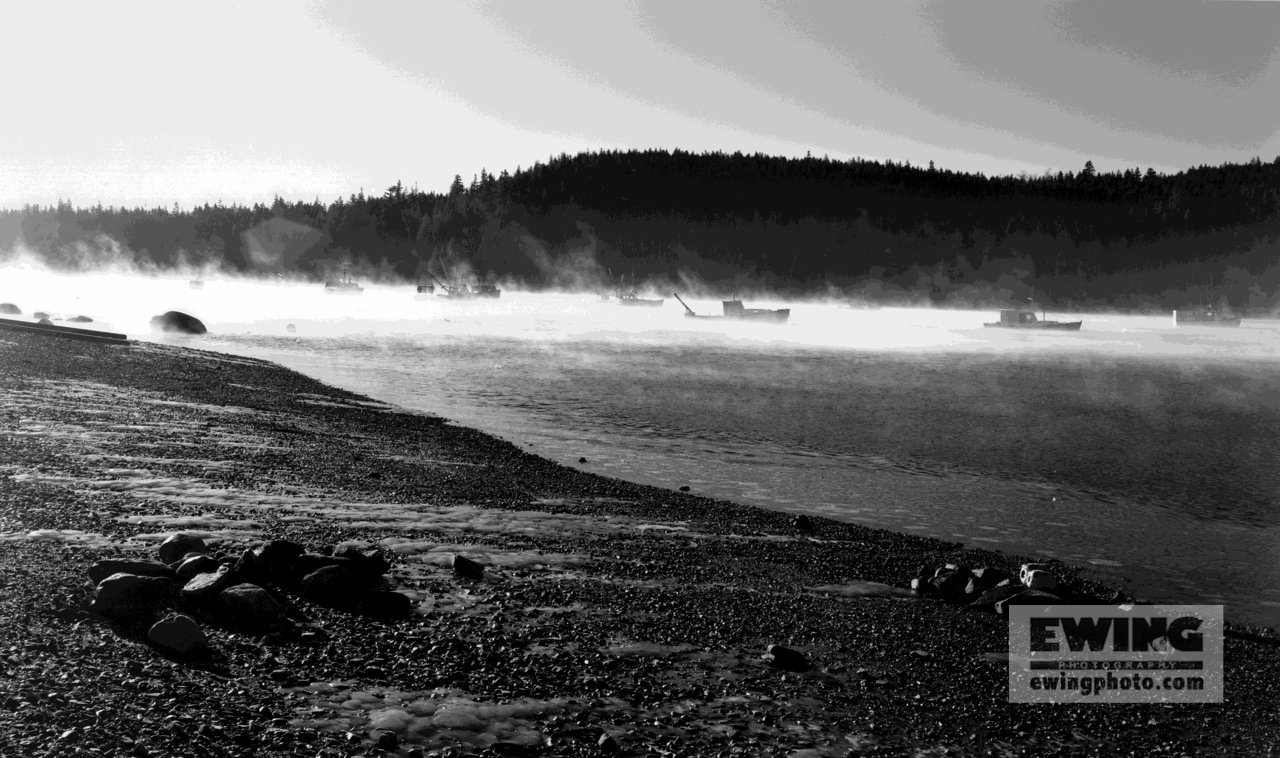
[324,266,363,294]
[613,274,662,307]
[428,274,501,299]
[416,283,434,295]
[0,316,129,344]
[616,291,663,307]
[1173,305,1241,327]
[721,295,790,324]
[983,309,1081,330]
[672,292,790,324]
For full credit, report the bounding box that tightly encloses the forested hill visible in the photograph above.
[4,149,1280,310]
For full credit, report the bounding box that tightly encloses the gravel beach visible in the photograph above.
[2,330,1279,757]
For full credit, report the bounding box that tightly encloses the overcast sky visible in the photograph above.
[3,0,1277,209]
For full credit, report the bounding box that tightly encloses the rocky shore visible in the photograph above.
[2,329,1279,757]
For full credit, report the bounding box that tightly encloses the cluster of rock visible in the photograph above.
[87,534,411,657]
[911,560,1114,616]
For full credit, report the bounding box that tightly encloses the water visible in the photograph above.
[5,266,1280,628]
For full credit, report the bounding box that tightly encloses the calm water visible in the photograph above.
[6,269,1280,627]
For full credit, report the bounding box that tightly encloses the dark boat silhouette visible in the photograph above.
[983,309,1081,330]
[1173,305,1241,327]
[324,266,363,294]
[673,292,790,324]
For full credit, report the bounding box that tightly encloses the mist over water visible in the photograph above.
[6,264,1280,628]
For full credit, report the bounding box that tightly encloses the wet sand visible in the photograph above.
[2,331,1280,757]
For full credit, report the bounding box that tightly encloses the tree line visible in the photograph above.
[3,149,1280,311]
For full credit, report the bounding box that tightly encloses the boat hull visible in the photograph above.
[984,321,1082,330]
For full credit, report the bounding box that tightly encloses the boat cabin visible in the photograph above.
[997,310,1041,325]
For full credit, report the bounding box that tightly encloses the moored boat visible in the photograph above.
[673,293,790,324]
[324,266,363,294]
[617,291,663,307]
[983,309,1081,330]
[1173,305,1241,327]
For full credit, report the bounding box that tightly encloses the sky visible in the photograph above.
[2,0,1278,210]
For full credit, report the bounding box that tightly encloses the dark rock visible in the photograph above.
[180,565,236,599]
[150,311,207,335]
[374,730,399,750]
[291,553,371,584]
[0,303,20,315]
[969,567,1009,592]
[761,643,809,671]
[794,514,814,532]
[452,554,485,580]
[578,457,587,463]
[219,583,288,632]
[158,534,208,565]
[91,573,176,626]
[175,554,222,585]
[332,546,391,577]
[37,318,52,325]
[598,733,621,753]
[362,590,413,618]
[67,315,93,323]
[33,311,50,320]
[147,613,209,656]
[969,583,1027,613]
[88,559,176,585]
[928,568,973,602]
[300,565,359,608]
[252,540,306,585]
[994,589,1062,618]
[678,485,690,492]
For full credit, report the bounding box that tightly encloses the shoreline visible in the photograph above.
[3,331,1279,756]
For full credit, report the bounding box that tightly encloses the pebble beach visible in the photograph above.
[3,329,1280,757]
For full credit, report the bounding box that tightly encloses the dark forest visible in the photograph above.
[4,149,1280,312]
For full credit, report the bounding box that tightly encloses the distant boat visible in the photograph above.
[324,267,363,294]
[1173,305,1241,327]
[613,274,662,306]
[617,291,663,307]
[427,273,500,299]
[416,283,434,294]
[672,292,790,324]
[983,309,1081,330]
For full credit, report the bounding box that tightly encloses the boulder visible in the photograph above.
[180,564,236,599]
[175,554,222,585]
[37,318,52,325]
[0,303,20,315]
[1023,569,1058,591]
[88,558,176,585]
[761,643,809,672]
[150,311,207,335]
[32,311,49,320]
[148,613,210,656]
[219,583,288,632]
[67,315,93,323]
[994,589,1062,618]
[300,565,359,608]
[793,514,814,532]
[1019,563,1054,584]
[452,554,485,580]
[291,554,376,586]
[158,534,208,565]
[91,573,176,626]
[333,545,391,577]
[362,590,413,618]
[969,567,1009,592]
[252,539,306,585]
[968,583,1027,613]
